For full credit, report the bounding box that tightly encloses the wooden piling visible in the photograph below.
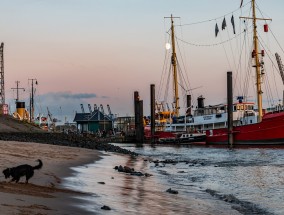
[134,91,144,144]
[186,94,191,115]
[138,100,144,143]
[227,71,233,148]
[150,84,155,143]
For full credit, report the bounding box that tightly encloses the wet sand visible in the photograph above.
[0,140,102,215]
[64,153,243,215]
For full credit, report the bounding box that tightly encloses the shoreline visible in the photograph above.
[0,140,102,215]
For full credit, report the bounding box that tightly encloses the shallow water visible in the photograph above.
[63,144,284,215]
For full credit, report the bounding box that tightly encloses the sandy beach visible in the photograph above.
[0,140,102,215]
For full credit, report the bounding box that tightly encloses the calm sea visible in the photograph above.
[63,144,284,215]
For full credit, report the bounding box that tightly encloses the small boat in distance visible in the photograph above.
[157,132,206,144]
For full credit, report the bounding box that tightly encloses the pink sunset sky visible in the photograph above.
[2,0,284,122]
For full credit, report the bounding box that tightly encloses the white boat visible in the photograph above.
[165,96,258,133]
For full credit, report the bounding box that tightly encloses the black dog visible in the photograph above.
[2,159,43,183]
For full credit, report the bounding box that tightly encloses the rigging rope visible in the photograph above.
[258,35,281,102]
[269,27,284,55]
[175,30,244,47]
[177,1,251,27]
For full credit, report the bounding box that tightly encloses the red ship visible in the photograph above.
[206,0,284,145]
[206,111,284,145]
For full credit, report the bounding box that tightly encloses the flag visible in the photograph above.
[240,0,243,8]
[222,17,227,30]
[231,15,236,34]
[215,23,219,37]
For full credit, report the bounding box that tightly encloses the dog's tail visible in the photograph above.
[33,159,43,170]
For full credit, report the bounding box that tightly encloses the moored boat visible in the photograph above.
[206,0,284,145]
[150,1,284,146]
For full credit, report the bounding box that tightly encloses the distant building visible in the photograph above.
[73,110,113,133]
[114,116,135,133]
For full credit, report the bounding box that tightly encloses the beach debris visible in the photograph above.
[117,165,124,172]
[114,165,152,177]
[144,173,153,177]
[98,182,105,185]
[166,188,179,194]
[205,189,270,214]
[124,166,134,173]
[177,171,186,173]
[101,205,111,210]
[111,177,114,179]
[49,182,55,188]
[131,171,144,176]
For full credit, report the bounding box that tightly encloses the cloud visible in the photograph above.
[51,92,97,99]
[101,95,110,99]
[8,91,110,124]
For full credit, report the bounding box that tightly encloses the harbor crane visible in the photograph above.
[88,104,92,113]
[80,104,85,113]
[161,102,165,112]
[107,104,114,119]
[275,53,284,106]
[100,104,104,114]
[107,104,111,115]
[166,103,170,111]
[155,101,161,112]
[47,107,55,131]
[275,53,284,85]
[94,104,98,111]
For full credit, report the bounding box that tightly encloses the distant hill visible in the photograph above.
[0,115,46,133]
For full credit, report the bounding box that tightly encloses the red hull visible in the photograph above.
[206,111,284,145]
[144,129,176,140]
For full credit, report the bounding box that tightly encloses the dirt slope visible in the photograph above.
[0,115,46,133]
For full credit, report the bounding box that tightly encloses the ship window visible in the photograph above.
[250,120,252,123]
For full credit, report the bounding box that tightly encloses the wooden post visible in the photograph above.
[139,100,144,144]
[134,91,139,142]
[186,94,191,115]
[227,71,233,148]
[150,84,155,143]
[283,90,284,107]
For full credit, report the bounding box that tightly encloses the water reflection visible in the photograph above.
[114,144,284,215]
[64,144,284,215]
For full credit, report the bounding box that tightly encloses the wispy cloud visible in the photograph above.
[50,92,98,99]
[8,91,111,124]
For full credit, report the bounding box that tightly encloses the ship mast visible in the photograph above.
[252,0,263,122]
[240,0,271,122]
[165,14,180,116]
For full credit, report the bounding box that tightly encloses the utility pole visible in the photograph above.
[0,43,4,105]
[11,81,25,102]
[28,78,38,122]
